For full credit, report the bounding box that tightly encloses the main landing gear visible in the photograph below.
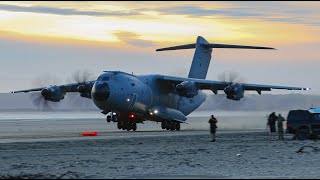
[161,120,180,131]
[107,112,140,132]
[117,121,137,131]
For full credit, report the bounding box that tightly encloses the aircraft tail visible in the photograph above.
[156,36,275,79]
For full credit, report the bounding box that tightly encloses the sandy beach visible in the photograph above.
[1,131,320,179]
[0,112,319,179]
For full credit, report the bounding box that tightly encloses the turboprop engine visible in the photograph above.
[176,81,198,98]
[77,83,93,99]
[224,83,244,101]
[41,85,66,102]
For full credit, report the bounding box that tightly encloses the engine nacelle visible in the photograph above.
[41,85,66,102]
[176,81,198,98]
[77,84,93,99]
[77,85,87,94]
[224,83,244,101]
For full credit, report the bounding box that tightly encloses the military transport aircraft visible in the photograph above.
[12,36,309,131]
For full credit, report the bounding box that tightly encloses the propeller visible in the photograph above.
[217,70,249,102]
[67,70,96,109]
[30,92,54,111]
[30,74,61,111]
[217,70,246,84]
[71,70,94,85]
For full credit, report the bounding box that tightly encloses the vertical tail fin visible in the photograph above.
[188,36,212,79]
[156,36,275,79]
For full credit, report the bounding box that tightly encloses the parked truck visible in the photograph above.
[286,108,320,140]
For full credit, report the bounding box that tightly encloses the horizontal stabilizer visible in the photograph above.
[156,36,276,80]
[156,42,275,51]
[156,43,196,51]
[201,43,275,50]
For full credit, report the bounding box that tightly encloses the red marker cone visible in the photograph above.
[82,132,98,136]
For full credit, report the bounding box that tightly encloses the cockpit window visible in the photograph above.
[97,75,110,81]
[97,76,103,81]
[102,77,110,81]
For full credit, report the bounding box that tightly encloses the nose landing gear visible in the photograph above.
[106,115,117,122]
[106,112,117,122]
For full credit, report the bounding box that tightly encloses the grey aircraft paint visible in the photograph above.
[188,36,212,79]
[12,36,310,131]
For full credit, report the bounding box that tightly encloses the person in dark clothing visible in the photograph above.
[267,112,277,140]
[209,115,218,142]
[277,113,285,140]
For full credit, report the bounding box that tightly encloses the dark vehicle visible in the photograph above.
[286,108,320,140]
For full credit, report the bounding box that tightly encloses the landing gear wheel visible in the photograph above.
[125,122,130,131]
[129,123,134,131]
[117,122,121,129]
[132,123,137,131]
[165,122,170,130]
[176,123,180,131]
[107,116,111,122]
[161,121,165,129]
[122,122,127,130]
[166,122,171,130]
[173,123,177,130]
[169,122,174,131]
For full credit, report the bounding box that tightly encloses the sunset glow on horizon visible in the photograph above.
[0,1,319,93]
[0,1,319,47]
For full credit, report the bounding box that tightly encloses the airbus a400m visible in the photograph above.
[12,36,309,131]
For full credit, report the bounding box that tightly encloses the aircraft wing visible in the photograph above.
[155,75,309,94]
[12,87,47,93]
[11,81,96,94]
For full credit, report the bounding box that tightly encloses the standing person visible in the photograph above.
[209,115,218,142]
[267,112,277,140]
[277,113,285,140]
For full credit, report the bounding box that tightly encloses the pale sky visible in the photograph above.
[0,1,319,95]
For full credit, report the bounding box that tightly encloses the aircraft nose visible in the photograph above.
[92,82,110,101]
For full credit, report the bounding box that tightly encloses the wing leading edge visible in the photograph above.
[11,81,96,94]
[155,75,310,94]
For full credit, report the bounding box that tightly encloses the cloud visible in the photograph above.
[0,4,140,16]
[158,6,260,17]
[112,31,156,47]
[155,3,320,26]
[1,2,320,26]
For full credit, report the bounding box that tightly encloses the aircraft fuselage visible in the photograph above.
[92,71,206,122]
